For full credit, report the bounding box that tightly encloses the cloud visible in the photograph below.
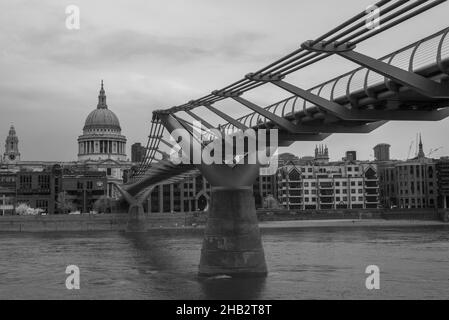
[5,24,270,69]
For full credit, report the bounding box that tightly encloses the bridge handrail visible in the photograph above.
[222,26,449,131]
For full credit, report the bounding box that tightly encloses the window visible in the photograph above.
[358,197,363,201]
[107,168,112,176]
[87,181,93,190]
[288,169,300,181]
[351,181,355,186]
[20,175,32,190]
[36,200,48,211]
[38,175,50,189]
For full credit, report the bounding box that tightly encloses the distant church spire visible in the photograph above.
[97,80,107,109]
[417,133,425,158]
[3,124,20,163]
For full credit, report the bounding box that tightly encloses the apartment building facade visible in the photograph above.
[276,161,380,210]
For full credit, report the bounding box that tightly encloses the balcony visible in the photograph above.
[365,181,379,188]
[319,189,334,196]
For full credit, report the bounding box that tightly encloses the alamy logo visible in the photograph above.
[65,5,80,30]
[365,265,380,290]
[168,121,279,175]
[65,265,80,290]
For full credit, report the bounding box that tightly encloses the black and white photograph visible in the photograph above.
[0,0,449,308]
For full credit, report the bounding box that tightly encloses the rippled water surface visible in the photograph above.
[0,225,448,299]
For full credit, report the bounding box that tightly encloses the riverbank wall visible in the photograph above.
[0,208,447,232]
[0,213,197,232]
[256,208,445,221]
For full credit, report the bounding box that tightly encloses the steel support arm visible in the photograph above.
[278,132,331,141]
[272,80,356,120]
[293,120,387,133]
[338,50,449,99]
[147,148,170,159]
[204,104,249,131]
[185,110,215,130]
[267,79,449,122]
[350,108,449,121]
[159,138,176,149]
[232,96,298,133]
[301,40,449,99]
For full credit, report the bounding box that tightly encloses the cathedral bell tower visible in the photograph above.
[3,125,20,164]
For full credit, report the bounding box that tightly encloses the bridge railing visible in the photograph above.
[222,27,449,132]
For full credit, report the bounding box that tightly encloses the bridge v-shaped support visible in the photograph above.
[113,182,153,232]
[156,112,267,277]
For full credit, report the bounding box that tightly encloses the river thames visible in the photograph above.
[0,224,448,299]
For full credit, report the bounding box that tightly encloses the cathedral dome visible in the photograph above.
[83,80,121,131]
[84,108,121,131]
[78,81,127,162]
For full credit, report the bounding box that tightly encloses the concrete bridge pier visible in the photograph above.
[197,164,267,278]
[199,185,267,277]
[156,113,268,277]
[112,182,152,232]
[126,203,147,232]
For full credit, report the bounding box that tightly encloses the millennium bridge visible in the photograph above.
[114,0,449,277]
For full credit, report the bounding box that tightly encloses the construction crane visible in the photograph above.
[428,147,443,157]
[407,140,414,160]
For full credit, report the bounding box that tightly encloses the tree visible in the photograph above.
[56,192,76,214]
[15,203,43,216]
[93,196,114,214]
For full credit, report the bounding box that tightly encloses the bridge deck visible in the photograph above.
[126,27,449,195]
[221,27,449,135]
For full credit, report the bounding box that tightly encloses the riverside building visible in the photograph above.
[276,160,380,210]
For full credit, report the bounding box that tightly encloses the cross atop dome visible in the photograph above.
[97,80,107,109]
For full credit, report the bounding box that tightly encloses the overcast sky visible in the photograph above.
[1,0,448,162]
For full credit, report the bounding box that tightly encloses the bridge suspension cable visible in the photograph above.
[155,0,445,115]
